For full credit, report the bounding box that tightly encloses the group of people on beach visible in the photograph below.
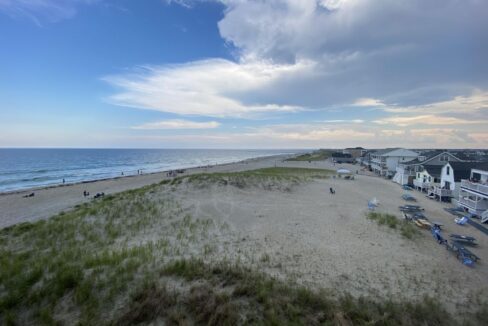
[166,169,185,177]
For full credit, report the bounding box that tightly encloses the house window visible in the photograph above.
[428,177,431,182]
[417,173,420,178]
[440,154,449,162]
[446,166,450,175]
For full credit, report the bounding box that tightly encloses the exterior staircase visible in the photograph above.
[482,210,488,224]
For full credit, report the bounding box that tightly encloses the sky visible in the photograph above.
[0,0,487,149]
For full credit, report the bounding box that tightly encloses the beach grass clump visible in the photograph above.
[118,258,456,325]
[400,221,421,239]
[367,212,420,239]
[367,212,399,228]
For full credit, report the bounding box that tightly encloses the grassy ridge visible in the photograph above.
[171,167,333,191]
[286,150,333,162]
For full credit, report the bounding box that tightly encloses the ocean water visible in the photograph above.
[0,148,301,193]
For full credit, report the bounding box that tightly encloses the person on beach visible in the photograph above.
[62,178,65,184]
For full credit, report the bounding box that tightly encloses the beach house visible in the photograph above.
[331,152,355,164]
[457,163,488,221]
[413,165,442,192]
[370,148,419,177]
[342,147,367,159]
[393,151,466,186]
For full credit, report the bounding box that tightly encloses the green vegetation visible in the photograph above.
[119,258,455,325]
[0,169,483,325]
[367,212,420,239]
[172,167,332,192]
[0,186,221,325]
[286,149,333,161]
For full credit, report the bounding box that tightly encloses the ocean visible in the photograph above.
[0,148,301,193]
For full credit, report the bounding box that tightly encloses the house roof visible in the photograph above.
[448,162,488,181]
[422,165,442,178]
[372,148,400,156]
[402,151,465,166]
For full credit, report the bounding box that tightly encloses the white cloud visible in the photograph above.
[104,59,308,117]
[353,98,385,107]
[104,0,488,148]
[132,119,220,130]
[374,115,488,127]
[0,0,98,24]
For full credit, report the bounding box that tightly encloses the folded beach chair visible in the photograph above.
[455,216,468,225]
[402,193,417,202]
[417,219,432,229]
[450,234,477,245]
[447,241,480,266]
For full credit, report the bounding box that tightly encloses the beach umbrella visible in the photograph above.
[336,168,351,174]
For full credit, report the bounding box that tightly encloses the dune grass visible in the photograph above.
[118,258,456,325]
[367,212,420,239]
[173,167,333,191]
[286,149,333,162]
[0,185,221,325]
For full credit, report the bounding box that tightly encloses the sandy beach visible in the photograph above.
[2,155,487,323]
[0,154,289,228]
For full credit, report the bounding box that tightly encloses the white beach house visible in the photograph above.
[413,165,442,192]
[393,151,466,186]
[370,148,419,177]
[457,163,488,221]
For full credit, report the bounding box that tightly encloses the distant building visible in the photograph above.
[370,148,419,177]
[331,152,355,164]
[342,147,367,159]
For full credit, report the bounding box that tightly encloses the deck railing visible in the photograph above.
[460,180,488,197]
[413,179,429,189]
[432,187,452,197]
[458,196,488,211]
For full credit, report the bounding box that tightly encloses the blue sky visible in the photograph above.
[1,0,487,148]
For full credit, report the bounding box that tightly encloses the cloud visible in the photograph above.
[103,59,307,118]
[353,98,386,107]
[132,119,220,130]
[374,115,488,127]
[104,0,488,148]
[0,0,98,25]
[215,0,487,107]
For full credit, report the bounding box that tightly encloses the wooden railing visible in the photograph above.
[461,180,488,196]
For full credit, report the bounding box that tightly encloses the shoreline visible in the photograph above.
[0,153,293,196]
[0,154,294,228]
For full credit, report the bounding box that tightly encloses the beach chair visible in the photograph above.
[450,234,477,246]
[417,219,432,229]
[402,194,417,202]
[455,216,468,225]
[399,205,424,213]
[447,241,480,266]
